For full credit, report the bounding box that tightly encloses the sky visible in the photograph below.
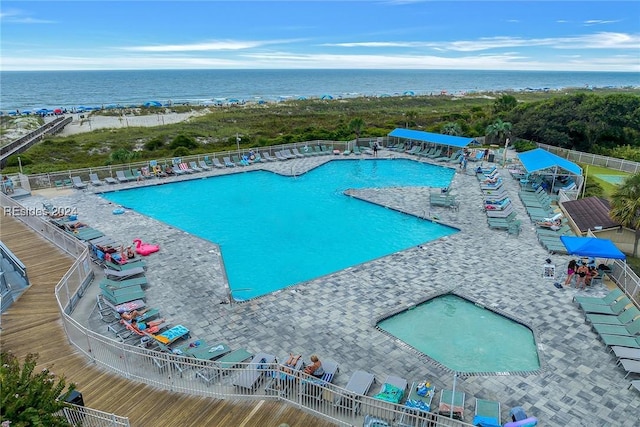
[1,1,639,72]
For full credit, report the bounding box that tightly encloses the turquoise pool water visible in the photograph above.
[102,159,457,299]
[378,294,540,373]
[594,174,627,185]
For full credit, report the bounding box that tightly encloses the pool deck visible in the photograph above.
[23,150,638,426]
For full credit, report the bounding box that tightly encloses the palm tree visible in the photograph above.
[485,119,513,145]
[609,173,640,257]
[442,122,462,136]
[348,117,364,140]
[404,110,418,128]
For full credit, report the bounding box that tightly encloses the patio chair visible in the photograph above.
[362,416,391,427]
[611,346,640,362]
[334,370,376,414]
[372,374,408,404]
[291,147,305,158]
[579,296,631,315]
[211,158,225,168]
[115,170,131,183]
[223,157,236,167]
[274,151,288,161]
[600,335,640,349]
[593,318,640,338]
[101,286,146,305]
[473,398,501,427]
[99,278,147,294]
[124,169,137,181]
[87,173,102,185]
[198,160,211,170]
[104,176,118,184]
[104,266,146,280]
[261,152,276,161]
[71,176,88,189]
[585,306,640,326]
[618,358,640,379]
[104,258,147,271]
[265,353,305,397]
[179,163,194,173]
[189,161,203,172]
[397,381,435,427]
[438,389,466,421]
[232,352,277,391]
[196,348,253,386]
[281,149,297,159]
[574,288,623,306]
[152,324,190,346]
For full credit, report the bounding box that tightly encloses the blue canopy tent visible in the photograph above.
[387,128,478,153]
[517,148,582,193]
[560,236,626,260]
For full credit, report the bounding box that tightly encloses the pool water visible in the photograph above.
[377,294,540,373]
[594,174,627,185]
[102,159,457,299]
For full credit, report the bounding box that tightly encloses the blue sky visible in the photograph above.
[1,1,639,71]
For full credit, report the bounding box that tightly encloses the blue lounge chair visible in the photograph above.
[473,398,501,427]
[579,296,631,315]
[372,374,408,404]
[438,389,466,421]
[223,157,236,167]
[586,306,640,326]
[574,288,623,306]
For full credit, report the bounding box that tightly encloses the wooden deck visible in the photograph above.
[0,213,336,427]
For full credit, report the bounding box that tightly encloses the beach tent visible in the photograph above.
[560,236,626,260]
[144,101,162,107]
[388,128,477,151]
[321,94,333,100]
[517,148,582,193]
[403,91,415,96]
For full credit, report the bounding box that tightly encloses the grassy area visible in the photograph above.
[579,163,632,198]
[627,256,640,276]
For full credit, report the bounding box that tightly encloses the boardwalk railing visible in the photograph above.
[1,192,471,427]
[538,142,640,174]
[0,116,72,167]
[58,404,130,427]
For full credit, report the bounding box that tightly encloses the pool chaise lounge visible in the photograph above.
[579,296,631,315]
[438,389,466,421]
[104,266,146,280]
[71,176,88,189]
[473,398,501,427]
[232,352,277,391]
[574,288,623,306]
[600,334,640,348]
[223,157,236,167]
[89,173,104,186]
[264,353,305,397]
[99,276,148,291]
[211,158,225,168]
[334,370,376,413]
[103,258,147,271]
[396,381,435,427]
[618,358,640,379]
[372,374,408,404]
[261,152,276,161]
[585,306,640,326]
[196,348,254,385]
[592,318,640,338]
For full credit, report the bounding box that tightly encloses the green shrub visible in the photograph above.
[144,136,166,151]
[169,134,198,150]
[172,146,190,157]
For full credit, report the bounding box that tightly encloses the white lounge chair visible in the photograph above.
[71,176,88,189]
[89,173,104,186]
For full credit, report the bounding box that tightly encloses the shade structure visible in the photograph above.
[388,128,477,148]
[560,236,626,260]
[517,148,582,176]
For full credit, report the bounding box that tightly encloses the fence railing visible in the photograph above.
[58,404,130,427]
[0,241,30,313]
[1,192,471,427]
[0,116,72,167]
[538,143,640,174]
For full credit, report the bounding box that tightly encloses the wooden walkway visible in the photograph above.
[0,213,336,427]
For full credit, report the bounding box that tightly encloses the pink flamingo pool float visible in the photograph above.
[133,239,160,256]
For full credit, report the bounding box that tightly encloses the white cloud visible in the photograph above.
[120,39,297,52]
[0,8,56,24]
[584,19,620,26]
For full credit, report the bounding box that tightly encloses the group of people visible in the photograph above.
[281,353,325,378]
[564,259,599,290]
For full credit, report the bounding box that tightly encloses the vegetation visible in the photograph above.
[1,352,76,427]
[2,88,638,175]
[609,173,640,257]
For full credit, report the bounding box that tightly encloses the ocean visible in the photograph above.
[1,69,638,113]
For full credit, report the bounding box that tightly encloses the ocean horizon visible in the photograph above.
[1,69,638,113]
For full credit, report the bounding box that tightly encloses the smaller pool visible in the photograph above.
[377,294,540,374]
[595,174,627,185]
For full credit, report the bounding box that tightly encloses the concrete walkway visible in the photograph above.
[22,149,638,426]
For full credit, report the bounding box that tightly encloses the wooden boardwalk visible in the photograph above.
[0,213,336,427]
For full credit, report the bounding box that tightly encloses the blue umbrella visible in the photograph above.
[404,90,415,96]
[321,94,333,100]
[144,101,162,107]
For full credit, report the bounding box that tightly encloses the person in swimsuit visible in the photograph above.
[564,259,577,287]
[303,354,324,378]
[576,263,589,290]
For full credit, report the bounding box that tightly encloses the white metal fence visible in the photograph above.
[538,143,640,174]
[1,192,473,427]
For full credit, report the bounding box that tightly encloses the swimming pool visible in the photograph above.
[377,294,540,374]
[102,159,457,299]
[594,174,628,185]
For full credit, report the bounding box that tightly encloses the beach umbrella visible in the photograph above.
[297,96,307,100]
[404,90,415,96]
[379,93,391,98]
[54,108,63,114]
[144,101,162,107]
[321,94,333,100]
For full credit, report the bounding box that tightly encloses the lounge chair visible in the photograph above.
[189,161,203,172]
[179,163,194,173]
[618,358,640,379]
[397,381,435,427]
[261,152,276,161]
[104,266,146,280]
[104,176,117,185]
[291,147,305,158]
[223,157,236,167]
[232,352,277,391]
[574,288,623,306]
[152,324,190,346]
[198,160,211,170]
[438,389,466,420]
[611,346,640,362]
[71,176,88,189]
[586,306,640,326]
[265,353,305,397]
[593,318,640,338]
[579,296,631,315]
[104,258,147,271]
[115,170,131,183]
[124,169,137,181]
[281,149,296,159]
[362,416,391,427]
[274,151,287,161]
[196,348,253,386]
[68,227,105,241]
[473,398,501,427]
[372,375,407,404]
[334,370,376,414]
[212,158,225,168]
[232,155,248,166]
[99,277,147,293]
[88,173,104,186]
[600,335,640,348]
[101,286,146,305]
